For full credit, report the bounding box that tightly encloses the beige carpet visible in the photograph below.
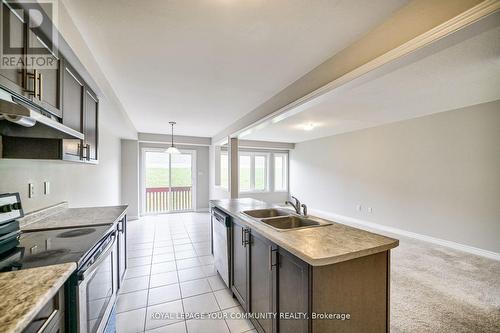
[390,236,500,332]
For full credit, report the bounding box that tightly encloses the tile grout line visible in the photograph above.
[172,220,189,333]
[142,220,158,332]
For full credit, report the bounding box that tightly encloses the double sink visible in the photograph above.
[242,208,331,231]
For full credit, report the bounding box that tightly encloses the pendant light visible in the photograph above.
[166,121,180,154]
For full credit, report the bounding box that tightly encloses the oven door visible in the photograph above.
[77,231,117,333]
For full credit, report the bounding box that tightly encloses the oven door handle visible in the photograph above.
[78,232,116,280]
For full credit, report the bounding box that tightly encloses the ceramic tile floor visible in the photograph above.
[116,212,256,333]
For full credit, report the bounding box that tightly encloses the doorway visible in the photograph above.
[141,148,196,214]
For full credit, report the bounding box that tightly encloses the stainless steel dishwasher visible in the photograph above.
[212,208,231,287]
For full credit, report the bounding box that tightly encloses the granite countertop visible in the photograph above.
[0,263,76,333]
[20,203,128,231]
[211,198,398,266]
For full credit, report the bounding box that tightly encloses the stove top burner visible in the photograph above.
[22,249,71,262]
[57,228,96,238]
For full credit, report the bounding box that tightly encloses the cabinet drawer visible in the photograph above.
[23,287,64,333]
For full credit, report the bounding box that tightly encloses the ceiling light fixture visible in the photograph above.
[302,122,317,131]
[166,121,180,154]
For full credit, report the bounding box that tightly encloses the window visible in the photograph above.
[239,155,251,191]
[239,152,268,192]
[274,153,288,191]
[220,151,228,189]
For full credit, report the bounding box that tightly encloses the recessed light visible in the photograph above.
[298,122,318,131]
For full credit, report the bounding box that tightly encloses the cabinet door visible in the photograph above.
[277,248,310,333]
[231,220,249,311]
[84,87,98,163]
[26,29,61,117]
[250,231,276,333]
[61,60,84,161]
[0,3,26,94]
[117,217,127,289]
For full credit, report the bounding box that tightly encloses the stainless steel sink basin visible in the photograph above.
[242,208,293,219]
[260,215,331,231]
[242,208,332,231]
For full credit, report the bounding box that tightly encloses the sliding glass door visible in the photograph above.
[143,149,196,214]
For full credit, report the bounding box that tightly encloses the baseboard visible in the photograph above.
[127,215,139,221]
[196,208,210,212]
[309,208,500,261]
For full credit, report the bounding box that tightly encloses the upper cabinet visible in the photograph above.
[26,28,62,117]
[0,2,26,95]
[0,1,99,163]
[83,88,98,163]
[61,60,84,161]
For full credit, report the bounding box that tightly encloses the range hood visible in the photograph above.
[0,89,84,140]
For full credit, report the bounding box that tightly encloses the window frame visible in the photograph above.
[238,151,269,193]
[273,153,288,192]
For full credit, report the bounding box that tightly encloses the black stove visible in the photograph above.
[0,224,113,271]
[0,192,123,333]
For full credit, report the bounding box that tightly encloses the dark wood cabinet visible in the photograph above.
[277,248,310,333]
[249,230,277,333]
[0,2,99,163]
[23,285,65,333]
[26,29,62,117]
[231,219,249,311]
[83,88,98,163]
[220,205,392,333]
[0,2,26,95]
[231,222,310,333]
[60,61,99,163]
[61,60,84,161]
[117,216,127,289]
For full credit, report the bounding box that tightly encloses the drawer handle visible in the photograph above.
[36,309,58,333]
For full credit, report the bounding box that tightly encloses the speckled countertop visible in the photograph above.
[0,263,76,333]
[21,204,127,231]
[211,198,398,266]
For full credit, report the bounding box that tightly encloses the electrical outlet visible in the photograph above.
[44,181,50,195]
[28,183,34,198]
[368,207,373,213]
[356,204,362,212]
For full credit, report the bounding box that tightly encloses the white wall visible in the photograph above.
[209,145,230,201]
[121,140,139,219]
[290,101,500,253]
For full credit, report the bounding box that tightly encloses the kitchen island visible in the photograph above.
[211,198,398,333]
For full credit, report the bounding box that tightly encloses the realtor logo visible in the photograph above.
[1,0,58,69]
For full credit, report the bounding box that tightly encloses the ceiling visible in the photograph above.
[61,0,408,137]
[241,14,500,143]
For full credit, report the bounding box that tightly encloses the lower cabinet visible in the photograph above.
[249,231,277,333]
[231,220,249,310]
[277,247,310,333]
[117,216,127,289]
[228,214,391,333]
[231,217,311,333]
[23,285,65,333]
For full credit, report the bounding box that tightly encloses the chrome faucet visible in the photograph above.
[285,196,304,215]
[301,203,308,217]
